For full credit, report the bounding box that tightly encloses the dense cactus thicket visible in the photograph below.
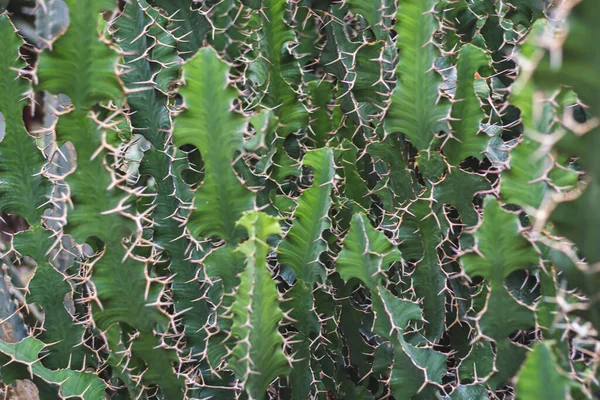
[0,0,598,398]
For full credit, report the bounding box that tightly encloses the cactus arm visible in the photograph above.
[0,14,91,370]
[346,0,394,41]
[149,0,210,59]
[402,193,448,341]
[278,148,334,284]
[13,227,88,371]
[385,0,450,151]
[0,337,106,399]
[36,0,121,111]
[227,211,289,399]
[351,41,395,113]
[444,44,493,165]
[461,197,538,282]
[502,24,579,211]
[460,197,538,387]
[0,15,51,223]
[527,3,600,265]
[502,91,578,212]
[113,0,213,361]
[434,169,491,226]
[514,4,600,391]
[367,135,419,230]
[248,0,307,136]
[338,140,371,210]
[321,10,393,134]
[35,1,185,397]
[173,47,253,242]
[507,1,600,349]
[515,341,570,399]
[337,213,447,399]
[307,81,338,148]
[458,341,495,382]
[36,0,132,243]
[130,332,185,400]
[335,213,401,289]
[25,254,87,369]
[277,148,335,397]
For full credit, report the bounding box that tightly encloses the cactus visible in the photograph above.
[227,211,288,398]
[0,0,599,398]
[385,0,450,151]
[0,13,90,372]
[0,337,106,399]
[277,148,335,397]
[516,341,570,400]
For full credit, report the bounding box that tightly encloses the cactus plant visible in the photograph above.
[0,0,598,398]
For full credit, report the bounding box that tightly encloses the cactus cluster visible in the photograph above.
[0,0,598,398]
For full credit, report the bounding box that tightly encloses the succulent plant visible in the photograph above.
[0,0,598,398]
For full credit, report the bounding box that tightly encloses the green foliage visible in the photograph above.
[0,0,599,399]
